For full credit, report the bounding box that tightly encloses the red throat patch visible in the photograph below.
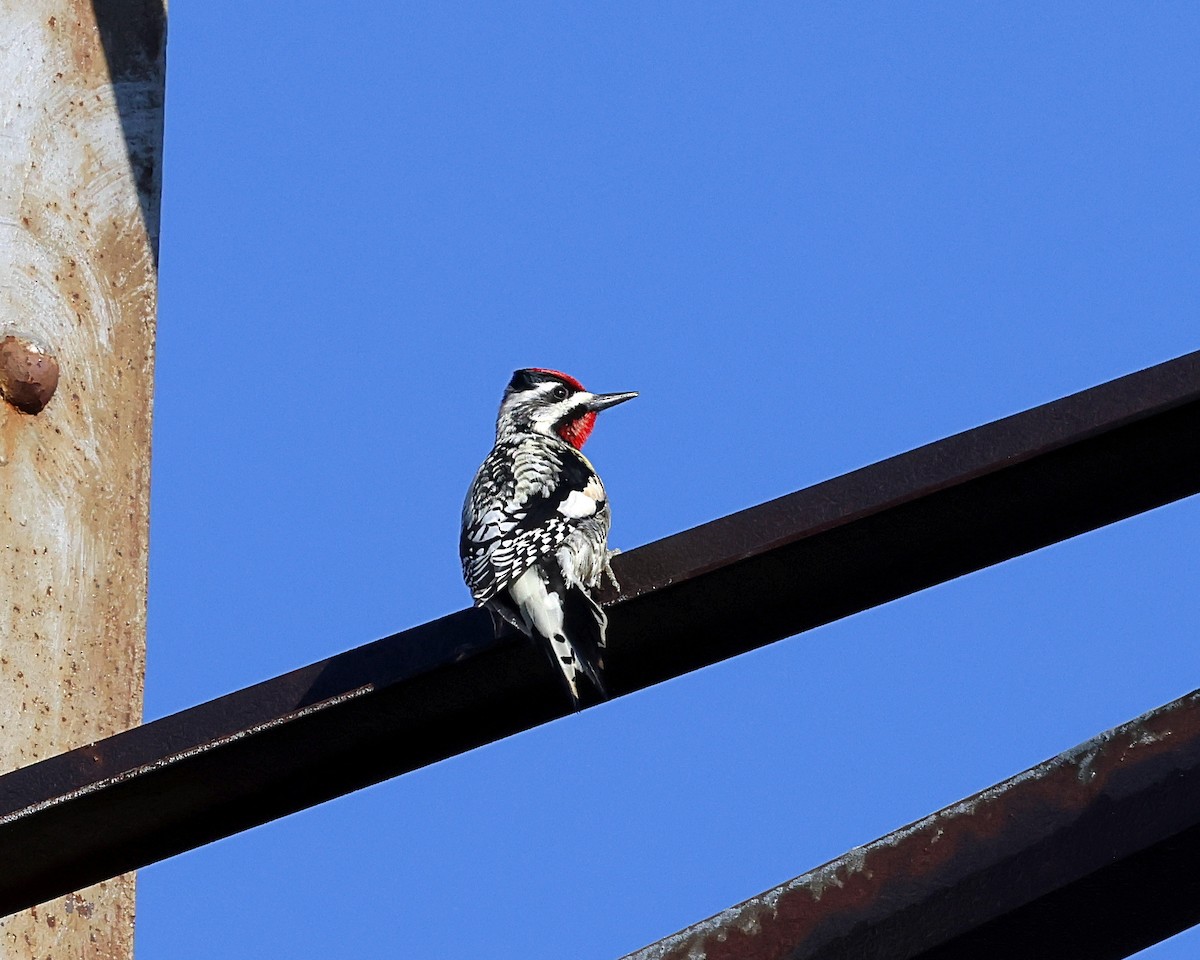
[558,411,597,449]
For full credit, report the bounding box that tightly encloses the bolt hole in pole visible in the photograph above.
[0,335,59,414]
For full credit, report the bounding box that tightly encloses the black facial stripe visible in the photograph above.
[553,404,588,431]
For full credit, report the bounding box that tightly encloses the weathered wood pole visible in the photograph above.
[0,0,164,956]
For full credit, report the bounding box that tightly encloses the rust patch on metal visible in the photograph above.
[627,692,1200,960]
[0,337,60,414]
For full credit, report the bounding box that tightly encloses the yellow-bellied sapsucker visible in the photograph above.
[460,368,637,707]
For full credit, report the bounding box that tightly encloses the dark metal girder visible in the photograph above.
[0,350,1198,917]
[622,688,1200,960]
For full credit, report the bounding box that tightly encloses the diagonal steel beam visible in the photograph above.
[0,350,1198,916]
[622,687,1200,960]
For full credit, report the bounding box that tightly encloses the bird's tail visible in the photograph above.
[553,578,608,705]
[507,565,608,709]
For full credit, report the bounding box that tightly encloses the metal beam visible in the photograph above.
[622,687,1200,960]
[0,350,1197,917]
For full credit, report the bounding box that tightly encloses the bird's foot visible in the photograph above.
[603,549,622,593]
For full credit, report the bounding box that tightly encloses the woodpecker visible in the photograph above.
[461,368,637,708]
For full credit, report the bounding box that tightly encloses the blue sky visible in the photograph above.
[141,4,1200,957]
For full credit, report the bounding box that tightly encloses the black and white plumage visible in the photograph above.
[461,368,637,707]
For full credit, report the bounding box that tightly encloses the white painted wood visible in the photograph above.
[0,1,163,955]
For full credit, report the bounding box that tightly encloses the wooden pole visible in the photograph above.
[0,0,164,956]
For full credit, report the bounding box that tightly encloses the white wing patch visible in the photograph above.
[558,490,597,519]
[557,476,605,519]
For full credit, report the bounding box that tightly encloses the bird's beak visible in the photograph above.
[584,390,638,412]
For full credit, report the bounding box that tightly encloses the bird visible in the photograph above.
[460,368,637,708]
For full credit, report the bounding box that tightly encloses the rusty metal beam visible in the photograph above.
[0,351,1197,918]
[622,688,1200,960]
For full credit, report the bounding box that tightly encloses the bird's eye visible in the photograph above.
[551,384,569,401]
